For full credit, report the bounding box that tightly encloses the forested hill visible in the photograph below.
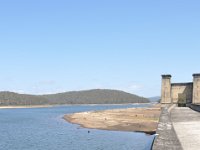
[0,89,149,106]
[0,92,49,106]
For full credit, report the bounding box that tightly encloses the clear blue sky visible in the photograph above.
[0,0,200,97]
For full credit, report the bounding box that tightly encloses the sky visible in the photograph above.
[0,0,200,97]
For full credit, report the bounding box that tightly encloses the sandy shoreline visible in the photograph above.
[0,105,54,109]
[64,104,161,134]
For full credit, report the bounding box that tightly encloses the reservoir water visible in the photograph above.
[0,104,155,150]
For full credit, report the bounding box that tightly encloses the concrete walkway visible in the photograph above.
[171,107,200,150]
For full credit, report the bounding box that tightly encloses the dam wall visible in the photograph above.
[171,83,193,104]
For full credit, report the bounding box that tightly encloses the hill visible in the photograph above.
[148,96,161,103]
[0,91,49,106]
[0,89,149,106]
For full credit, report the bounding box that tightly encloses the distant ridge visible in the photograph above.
[0,89,149,106]
[148,96,161,102]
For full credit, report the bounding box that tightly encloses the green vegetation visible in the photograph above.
[0,89,149,106]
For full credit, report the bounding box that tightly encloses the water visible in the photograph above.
[0,104,155,150]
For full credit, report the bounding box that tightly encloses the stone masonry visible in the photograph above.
[161,74,200,104]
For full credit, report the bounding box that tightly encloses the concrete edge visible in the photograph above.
[152,104,183,150]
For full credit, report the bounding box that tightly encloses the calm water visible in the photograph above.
[0,104,155,150]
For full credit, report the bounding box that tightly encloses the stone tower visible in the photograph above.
[161,75,172,104]
[193,74,200,104]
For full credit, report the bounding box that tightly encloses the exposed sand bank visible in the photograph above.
[64,104,161,134]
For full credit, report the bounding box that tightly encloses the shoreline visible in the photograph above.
[0,105,55,109]
[64,104,161,134]
[0,102,154,109]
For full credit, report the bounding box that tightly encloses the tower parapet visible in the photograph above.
[162,75,172,78]
[161,75,172,104]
